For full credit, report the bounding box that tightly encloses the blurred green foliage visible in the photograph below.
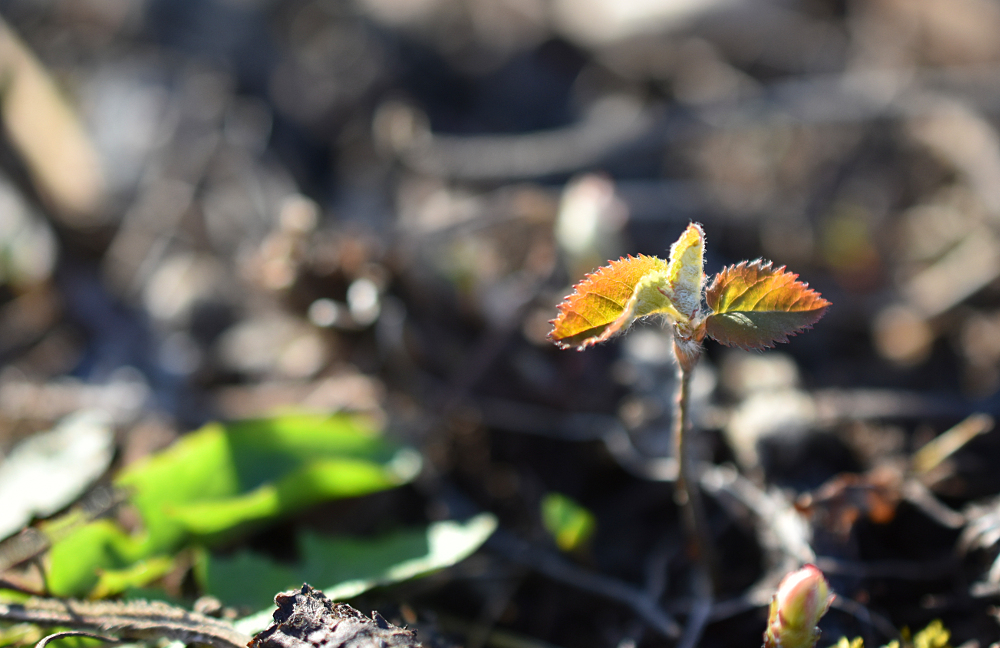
[209,515,497,613]
[541,492,596,553]
[45,413,422,598]
[831,620,951,648]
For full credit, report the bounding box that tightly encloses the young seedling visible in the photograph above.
[549,223,830,584]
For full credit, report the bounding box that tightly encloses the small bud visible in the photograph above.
[763,564,834,648]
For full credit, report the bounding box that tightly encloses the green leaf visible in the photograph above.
[705,260,830,350]
[212,514,497,627]
[167,456,418,535]
[830,638,864,648]
[45,520,146,596]
[541,492,596,552]
[45,413,420,597]
[912,621,950,648]
[90,555,177,599]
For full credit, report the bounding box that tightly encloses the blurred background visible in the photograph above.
[3,0,1000,647]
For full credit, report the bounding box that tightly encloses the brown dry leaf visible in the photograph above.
[0,18,105,225]
[796,466,904,540]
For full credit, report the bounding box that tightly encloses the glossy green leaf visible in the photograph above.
[168,456,417,535]
[45,413,420,597]
[705,260,830,350]
[45,519,145,596]
[90,555,177,599]
[541,492,596,552]
[207,514,497,623]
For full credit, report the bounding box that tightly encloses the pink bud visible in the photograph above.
[763,564,834,648]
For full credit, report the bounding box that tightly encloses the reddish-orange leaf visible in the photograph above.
[549,254,671,350]
[705,260,830,350]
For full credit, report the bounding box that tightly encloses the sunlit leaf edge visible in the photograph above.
[704,260,830,350]
[548,254,671,351]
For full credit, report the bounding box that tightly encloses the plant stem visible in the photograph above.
[672,361,718,590]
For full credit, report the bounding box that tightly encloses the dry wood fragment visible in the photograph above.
[250,585,423,648]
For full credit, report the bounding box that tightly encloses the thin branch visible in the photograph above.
[487,531,681,639]
[673,362,719,590]
[675,567,713,648]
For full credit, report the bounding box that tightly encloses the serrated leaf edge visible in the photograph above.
[704,259,830,350]
[549,254,670,351]
[706,259,830,313]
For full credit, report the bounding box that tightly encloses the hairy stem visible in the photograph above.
[672,360,718,590]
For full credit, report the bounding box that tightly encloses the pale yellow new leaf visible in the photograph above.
[661,223,705,323]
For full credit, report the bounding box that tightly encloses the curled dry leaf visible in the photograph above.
[250,584,423,648]
[705,260,830,351]
[795,467,903,541]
